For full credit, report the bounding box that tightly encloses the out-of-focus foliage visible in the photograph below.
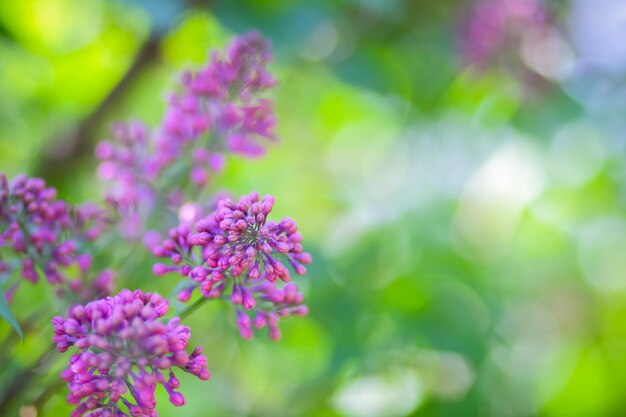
[2,0,626,416]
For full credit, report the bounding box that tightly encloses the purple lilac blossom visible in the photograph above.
[156,30,276,173]
[95,32,277,238]
[52,289,210,417]
[1,174,75,285]
[72,203,111,243]
[152,192,311,340]
[459,0,548,69]
[96,121,156,239]
[236,282,308,340]
[0,174,113,301]
[57,254,115,303]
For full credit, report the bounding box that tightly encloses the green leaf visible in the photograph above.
[0,292,23,340]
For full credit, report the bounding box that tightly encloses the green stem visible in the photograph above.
[0,342,58,414]
[179,296,210,320]
[33,380,65,411]
[0,307,48,360]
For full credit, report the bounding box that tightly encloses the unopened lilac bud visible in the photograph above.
[292,262,307,275]
[218,256,230,270]
[261,196,274,215]
[268,324,281,341]
[253,313,267,328]
[168,372,181,389]
[189,232,211,245]
[239,196,251,211]
[76,254,92,275]
[177,286,194,302]
[296,252,312,264]
[190,166,208,187]
[95,141,115,159]
[231,284,243,305]
[237,309,253,339]
[242,286,256,310]
[274,241,289,253]
[266,290,285,303]
[283,283,298,302]
[291,305,308,316]
[207,153,225,172]
[153,263,174,276]
[248,262,260,279]
[169,392,186,407]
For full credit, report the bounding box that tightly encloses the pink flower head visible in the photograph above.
[71,203,111,242]
[459,0,549,69]
[52,289,210,417]
[1,174,74,284]
[96,121,156,239]
[155,31,277,172]
[0,174,115,302]
[95,32,278,239]
[151,192,311,339]
[237,282,308,340]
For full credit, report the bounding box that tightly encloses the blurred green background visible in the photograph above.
[2,0,626,416]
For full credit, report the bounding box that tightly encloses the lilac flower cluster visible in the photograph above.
[460,0,548,69]
[0,174,76,284]
[157,30,276,173]
[71,203,110,243]
[152,192,311,339]
[96,122,156,239]
[236,282,308,340]
[57,254,115,303]
[0,174,113,301]
[52,289,210,417]
[95,32,277,238]
[1,174,75,285]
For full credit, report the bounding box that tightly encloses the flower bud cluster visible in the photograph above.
[52,289,210,417]
[460,0,549,70]
[1,174,75,284]
[56,254,115,303]
[0,174,113,300]
[95,121,156,239]
[95,32,277,238]
[72,203,110,243]
[236,282,308,340]
[152,192,311,339]
[159,30,276,167]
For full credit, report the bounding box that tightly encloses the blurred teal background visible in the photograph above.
[2,0,626,416]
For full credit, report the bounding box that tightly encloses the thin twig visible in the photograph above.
[34,35,161,184]
[34,380,66,411]
[0,343,58,414]
[180,296,210,320]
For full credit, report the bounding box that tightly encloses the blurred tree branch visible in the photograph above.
[34,35,160,184]
[34,0,214,187]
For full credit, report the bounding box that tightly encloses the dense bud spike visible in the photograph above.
[52,289,210,417]
[95,32,277,239]
[151,192,311,340]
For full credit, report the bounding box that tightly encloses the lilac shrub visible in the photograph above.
[0,30,312,417]
[53,289,210,416]
[152,192,311,340]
